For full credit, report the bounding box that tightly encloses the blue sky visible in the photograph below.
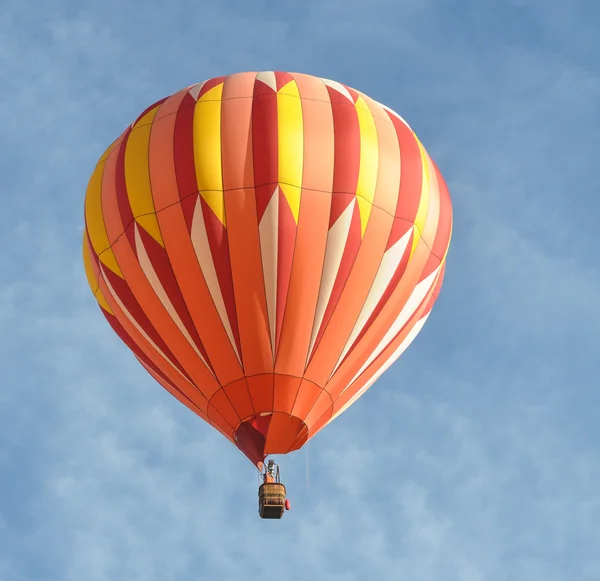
[1,1,599,579]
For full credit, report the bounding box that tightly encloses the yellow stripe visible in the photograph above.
[84,161,122,276]
[277,80,303,223]
[194,83,225,225]
[355,96,378,236]
[82,234,113,313]
[410,136,431,256]
[124,106,164,244]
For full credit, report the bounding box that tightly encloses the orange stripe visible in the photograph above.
[363,96,401,218]
[222,378,256,421]
[290,378,323,418]
[290,73,335,193]
[246,374,274,412]
[221,72,256,191]
[264,412,305,454]
[150,89,190,210]
[272,374,302,414]
[224,187,272,374]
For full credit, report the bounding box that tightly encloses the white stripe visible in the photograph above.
[258,188,280,354]
[190,197,241,362]
[308,199,356,358]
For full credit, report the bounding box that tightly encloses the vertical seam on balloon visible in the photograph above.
[250,74,269,371]
[241,72,263,418]
[216,81,244,367]
[250,74,276,418]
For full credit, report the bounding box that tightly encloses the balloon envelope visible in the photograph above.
[83,71,452,467]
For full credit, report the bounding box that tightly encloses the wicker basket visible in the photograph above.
[258,482,287,519]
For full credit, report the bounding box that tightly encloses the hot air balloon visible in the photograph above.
[82,71,452,518]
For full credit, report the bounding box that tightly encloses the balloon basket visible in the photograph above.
[258,482,287,519]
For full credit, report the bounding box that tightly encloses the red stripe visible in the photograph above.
[197,76,227,100]
[114,129,136,252]
[385,111,423,229]
[200,198,242,354]
[274,71,294,90]
[252,80,278,220]
[430,162,453,260]
[173,93,199,230]
[328,87,360,226]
